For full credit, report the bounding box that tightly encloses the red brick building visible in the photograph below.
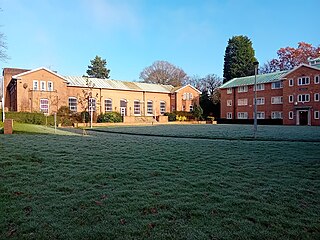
[220,57,320,126]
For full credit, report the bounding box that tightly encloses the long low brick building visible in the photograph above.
[2,67,201,118]
[219,57,320,126]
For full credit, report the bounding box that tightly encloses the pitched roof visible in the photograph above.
[281,63,320,78]
[12,67,68,82]
[65,76,175,93]
[171,84,202,94]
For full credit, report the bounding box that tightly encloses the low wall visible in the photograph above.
[4,119,13,134]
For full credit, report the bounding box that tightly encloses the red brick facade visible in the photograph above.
[220,64,320,126]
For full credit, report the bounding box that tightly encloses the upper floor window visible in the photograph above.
[298,94,310,102]
[147,100,153,115]
[271,111,283,119]
[33,80,38,90]
[88,98,96,112]
[182,92,193,100]
[47,81,53,91]
[238,86,248,93]
[227,88,232,94]
[289,79,294,86]
[134,100,141,115]
[105,99,112,112]
[40,81,46,91]
[271,81,283,89]
[289,95,294,103]
[40,99,49,114]
[254,84,264,91]
[271,96,283,104]
[315,75,320,84]
[160,101,166,115]
[314,93,319,102]
[298,77,310,86]
[68,97,77,112]
[255,97,265,105]
[227,100,232,106]
[238,98,248,106]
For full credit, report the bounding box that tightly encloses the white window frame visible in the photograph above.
[314,111,320,120]
[314,93,319,102]
[68,97,77,112]
[271,96,283,104]
[254,84,264,91]
[227,100,232,106]
[289,111,294,120]
[183,93,187,100]
[255,97,265,105]
[227,112,232,119]
[40,80,46,91]
[238,86,248,93]
[134,100,141,115]
[47,81,53,91]
[160,101,166,115]
[40,98,49,114]
[227,88,232,94]
[33,80,39,90]
[237,98,248,106]
[271,81,283,89]
[289,79,294,86]
[88,98,96,112]
[298,94,310,103]
[315,75,319,84]
[147,100,153,115]
[237,112,248,119]
[271,111,283,119]
[105,98,112,112]
[254,112,265,119]
[289,95,294,103]
[298,77,310,86]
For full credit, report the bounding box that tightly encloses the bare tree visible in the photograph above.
[140,61,188,86]
[0,32,8,61]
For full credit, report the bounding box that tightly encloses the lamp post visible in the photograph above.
[253,61,259,138]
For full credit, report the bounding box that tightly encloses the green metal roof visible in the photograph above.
[219,70,288,89]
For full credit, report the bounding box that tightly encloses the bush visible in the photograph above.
[2,111,57,125]
[164,112,176,121]
[97,112,122,123]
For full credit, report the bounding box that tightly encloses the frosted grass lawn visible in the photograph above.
[0,124,319,239]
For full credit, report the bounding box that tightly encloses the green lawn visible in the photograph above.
[0,124,320,239]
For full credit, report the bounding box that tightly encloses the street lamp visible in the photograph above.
[253,61,259,138]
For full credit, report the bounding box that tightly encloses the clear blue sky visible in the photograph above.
[1,0,319,81]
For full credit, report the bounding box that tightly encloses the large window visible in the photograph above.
[105,99,112,112]
[271,96,283,104]
[254,112,265,119]
[298,77,310,86]
[255,97,265,105]
[271,81,283,89]
[47,81,53,91]
[134,100,141,115]
[238,86,248,93]
[40,99,49,114]
[238,98,248,106]
[271,111,283,119]
[298,94,310,102]
[40,81,46,91]
[89,98,96,112]
[147,100,153,115]
[160,101,166,115]
[183,93,193,100]
[254,84,264,91]
[68,97,77,112]
[237,112,248,119]
[33,80,38,90]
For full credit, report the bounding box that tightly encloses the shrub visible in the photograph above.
[164,112,176,121]
[97,112,122,123]
[2,111,57,125]
[176,115,187,121]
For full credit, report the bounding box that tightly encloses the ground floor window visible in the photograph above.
[105,99,112,112]
[315,111,319,119]
[189,105,193,112]
[68,97,77,112]
[271,111,283,119]
[289,111,294,119]
[160,101,166,115]
[89,98,96,112]
[254,112,265,119]
[40,99,49,114]
[134,100,141,115]
[227,112,232,119]
[237,112,248,119]
[147,101,153,115]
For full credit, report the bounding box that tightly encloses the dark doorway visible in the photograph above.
[299,111,308,125]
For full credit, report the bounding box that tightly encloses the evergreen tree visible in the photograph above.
[86,55,110,79]
[223,36,257,83]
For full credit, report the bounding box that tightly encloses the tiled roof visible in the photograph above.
[219,70,288,89]
[65,76,175,93]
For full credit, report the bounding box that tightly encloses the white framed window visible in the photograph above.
[68,97,77,112]
[40,98,49,114]
[254,84,264,91]
[271,111,283,119]
[182,105,185,111]
[237,112,248,119]
[255,97,265,105]
[33,80,38,90]
[271,81,283,89]
[315,111,320,119]
[238,86,248,93]
[134,100,141,115]
[298,94,310,103]
[298,77,310,86]
[238,98,248,106]
[105,99,112,112]
[47,81,53,91]
[189,93,193,100]
[160,101,166,115]
[147,100,153,115]
[183,93,187,100]
[227,88,232,94]
[183,93,193,100]
[314,93,319,102]
[88,98,96,112]
[315,75,319,84]
[227,100,232,106]
[189,105,193,112]
[227,112,232,119]
[289,95,294,103]
[40,81,46,91]
[254,112,265,119]
[289,79,294,86]
[271,96,283,104]
[289,111,294,120]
